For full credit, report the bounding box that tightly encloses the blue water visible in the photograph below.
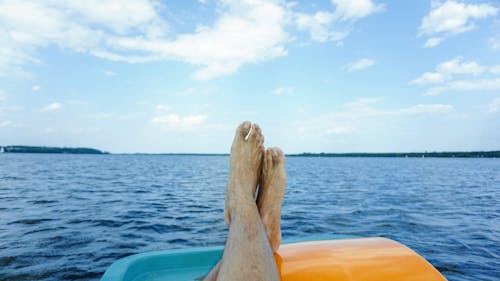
[0,154,499,281]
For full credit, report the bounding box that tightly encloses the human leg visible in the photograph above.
[217,121,279,281]
[204,124,286,281]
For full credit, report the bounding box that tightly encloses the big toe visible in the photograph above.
[234,121,252,142]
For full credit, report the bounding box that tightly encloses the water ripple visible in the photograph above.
[0,154,498,280]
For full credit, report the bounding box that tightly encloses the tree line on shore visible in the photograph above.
[289,151,500,158]
[1,145,498,157]
[0,146,108,154]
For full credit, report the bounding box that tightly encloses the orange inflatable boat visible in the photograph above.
[101,235,447,280]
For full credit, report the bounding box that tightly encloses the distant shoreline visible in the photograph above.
[0,146,108,154]
[1,145,499,158]
[287,151,500,158]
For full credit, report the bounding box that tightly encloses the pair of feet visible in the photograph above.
[225,121,287,252]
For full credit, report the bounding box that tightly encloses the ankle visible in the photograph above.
[230,201,258,222]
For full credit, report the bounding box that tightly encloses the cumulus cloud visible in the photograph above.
[411,57,500,95]
[345,58,376,72]
[40,102,62,112]
[295,11,346,42]
[410,72,448,85]
[0,0,167,75]
[437,57,486,75]
[0,0,385,79]
[0,0,290,80]
[419,1,499,47]
[115,0,290,80]
[331,0,384,21]
[423,37,444,48]
[294,0,383,42]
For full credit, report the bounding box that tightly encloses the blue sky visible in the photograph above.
[0,0,499,153]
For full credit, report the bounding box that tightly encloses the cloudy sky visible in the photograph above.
[0,0,499,153]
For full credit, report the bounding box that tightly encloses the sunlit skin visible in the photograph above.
[204,121,287,281]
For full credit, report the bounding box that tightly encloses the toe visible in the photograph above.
[266,148,273,169]
[262,149,269,170]
[272,147,285,164]
[257,132,264,146]
[249,123,262,142]
[235,121,252,140]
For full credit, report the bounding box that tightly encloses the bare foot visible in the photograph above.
[257,147,287,252]
[224,121,264,225]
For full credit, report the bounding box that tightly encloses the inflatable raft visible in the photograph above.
[101,235,446,281]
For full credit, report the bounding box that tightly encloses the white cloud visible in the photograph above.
[295,11,346,42]
[0,0,168,76]
[40,102,62,112]
[437,57,486,75]
[331,0,384,21]
[400,104,453,114]
[151,113,207,128]
[411,57,489,85]
[424,37,444,48]
[271,86,294,95]
[425,78,500,95]
[345,58,376,72]
[0,0,287,80]
[294,0,382,42]
[31,85,40,91]
[412,57,500,95]
[410,72,448,85]
[0,0,385,79]
[113,0,289,80]
[418,0,499,47]
[489,97,500,113]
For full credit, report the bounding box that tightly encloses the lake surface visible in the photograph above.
[0,154,499,281]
